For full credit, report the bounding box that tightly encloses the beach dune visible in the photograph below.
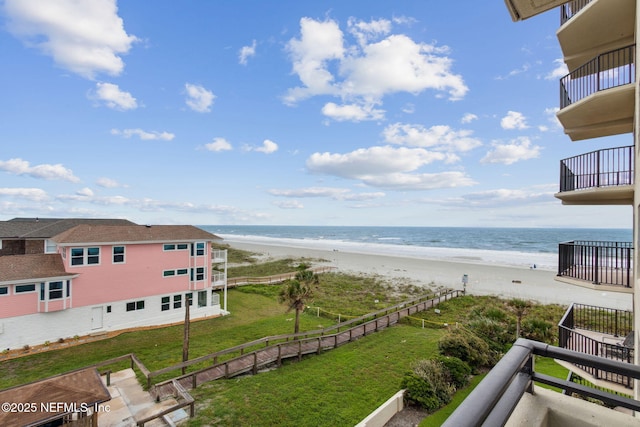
[225,238,632,311]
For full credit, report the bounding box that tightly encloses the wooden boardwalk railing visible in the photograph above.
[151,289,463,397]
[214,266,336,289]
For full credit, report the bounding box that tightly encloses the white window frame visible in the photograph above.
[70,247,100,266]
[113,246,125,264]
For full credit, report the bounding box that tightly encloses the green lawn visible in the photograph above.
[0,269,574,426]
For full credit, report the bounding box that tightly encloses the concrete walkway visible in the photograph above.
[99,369,186,427]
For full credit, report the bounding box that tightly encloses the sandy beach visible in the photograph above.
[225,238,633,311]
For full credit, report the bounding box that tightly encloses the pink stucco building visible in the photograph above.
[0,218,228,349]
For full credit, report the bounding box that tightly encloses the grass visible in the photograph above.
[0,263,576,426]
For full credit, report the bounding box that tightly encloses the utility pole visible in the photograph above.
[182,293,191,375]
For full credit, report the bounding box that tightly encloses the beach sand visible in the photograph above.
[225,238,633,311]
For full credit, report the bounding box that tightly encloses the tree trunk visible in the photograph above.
[294,308,301,336]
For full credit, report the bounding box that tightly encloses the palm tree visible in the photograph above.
[507,298,532,338]
[279,280,313,335]
[278,265,317,335]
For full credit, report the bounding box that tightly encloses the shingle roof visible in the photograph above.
[52,224,222,244]
[0,254,74,283]
[0,368,110,427]
[0,218,137,239]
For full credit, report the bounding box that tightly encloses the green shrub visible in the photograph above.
[401,359,455,411]
[434,355,471,388]
[466,317,513,352]
[522,318,555,344]
[438,329,494,371]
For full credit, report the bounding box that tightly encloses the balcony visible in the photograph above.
[558,303,633,391]
[557,241,633,291]
[556,146,634,205]
[558,0,635,71]
[443,338,640,427]
[557,45,635,141]
[505,0,575,21]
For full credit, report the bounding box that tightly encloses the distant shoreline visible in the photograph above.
[224,237,633,311]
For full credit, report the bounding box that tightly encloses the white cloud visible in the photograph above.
[458,185,555,207]
[245,139,278,154]
[269,187,385,201]
[461,113,478,124]
[545,58,568,80]
[111,128,175,141]
[0,187,48,201]
[96,177,125,188]
[306,146,476,190]
[481,137,542,165]
[284,17,467,116]
[185,83,215,113]
[204,137,232,152]
[239,39,257,65]
[0,158,80,182]
[76,187,94,197]
[3,0,138,79]
[496,63,530,80]
[543,107,562,130]
[321,102,385,122]
[93,82,137,110]
[273,200,304,209]
[383,123,482,153]
[500,111,528,130]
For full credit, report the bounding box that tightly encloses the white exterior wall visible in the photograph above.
[0,289,225,350]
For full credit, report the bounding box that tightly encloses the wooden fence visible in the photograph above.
[150,289,463,397]
[217,266,336,289]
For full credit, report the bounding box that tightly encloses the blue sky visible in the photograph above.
[0,0,631,227]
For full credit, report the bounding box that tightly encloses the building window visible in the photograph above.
[191,242,206,256]
[161,296,170,311]
[0,286,7,295]
[198,290,207,308]
[211,291,220,306]
[44,240,57,253]
[173,294,182,309]
[70,247,100,266]
[49,281,64,300]
[107,305,112,313]
[113,246,125,263]
[126,300,145,312]
[191,267,205,281]
[163,270,176,277]
[177,268,188,276]
[15,284,36,293]
[186,292,193,306]
[164,243,189,251]
[39,281,69,301]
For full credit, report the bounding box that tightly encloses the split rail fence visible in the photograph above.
[150,289,463,397]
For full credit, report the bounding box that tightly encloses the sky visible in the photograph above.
[0,0,632,228]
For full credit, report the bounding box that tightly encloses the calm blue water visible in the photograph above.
[201,225,632,255]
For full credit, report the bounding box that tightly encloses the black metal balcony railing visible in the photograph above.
[442,339,640,427]
[560,0,593,25]
[560,45,635,109]
[559,146,634,192]
[558,303,633,388]
[558,241,633,287]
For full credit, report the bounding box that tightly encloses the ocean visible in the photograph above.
[200,225,633,271]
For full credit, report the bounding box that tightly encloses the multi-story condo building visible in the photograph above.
[0,218,228,349]
[444,1,640,425]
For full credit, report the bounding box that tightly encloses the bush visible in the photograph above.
[438,329,494,371]
[401,359,455,411]
[434,355,471,388]
[522,318,555,344]
[466,317,513,352]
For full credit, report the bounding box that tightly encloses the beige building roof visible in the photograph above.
[52,224,222,245]
[0,368,110,427]
[0,218,137,239]
[0,254,74,283]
